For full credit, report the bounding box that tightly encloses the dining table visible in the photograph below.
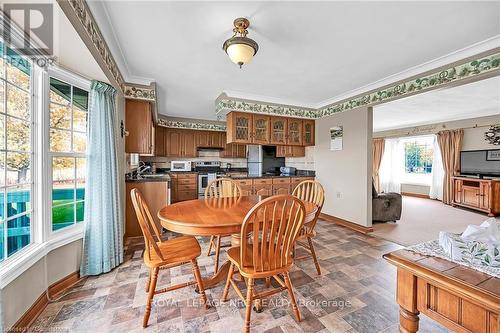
[158,195,319,290]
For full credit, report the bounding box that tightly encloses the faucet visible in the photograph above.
[136,161,151,179]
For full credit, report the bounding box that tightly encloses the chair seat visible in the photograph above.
[145,235,201,268]
[227,245,293,278]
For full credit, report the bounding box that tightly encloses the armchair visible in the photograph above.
[372,181,402,222]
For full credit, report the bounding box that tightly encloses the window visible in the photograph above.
[0,41,33,261]
[404,138,433,174]
[49,78,88,231]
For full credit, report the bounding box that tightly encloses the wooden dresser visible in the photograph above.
[452,176,500,216]
[384,249,499,333]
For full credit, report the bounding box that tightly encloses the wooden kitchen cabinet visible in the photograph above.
[221,131,246,158]
[254,184,273,196]
[165,128,196,158]
[232,176,314,197]
[209,131,225,148]
[252,115,271,144]
[303,120,315,146]
[272,177,291,195]
[155,126,166,156]
[287,118,303,145]
[125,180,169,237]
[165,129,182,157]
[197,131,224,148]
[227,112,253,143]
[276,145,305,158]
[182,130,197,157]
[125,99,153,154]
[170,173,197,203]
[270,116,287,145]
[226,111,314,148]
[233,179,253,196]
[222,143,247,158]
[196,130,210,147]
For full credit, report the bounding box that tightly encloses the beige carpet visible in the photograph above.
[371,196,495,246]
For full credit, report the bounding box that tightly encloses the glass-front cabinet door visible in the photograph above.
[303,120,315,146]
[270,117,287,145]
[227,112,252,143]
[252,115,270,144]
[287,119,303,146]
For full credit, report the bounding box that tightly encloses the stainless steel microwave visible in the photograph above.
[170,161,192,172]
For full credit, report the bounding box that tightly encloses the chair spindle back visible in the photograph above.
[240,195,305,273]
[292,180,325,229]
[205,178,242,198]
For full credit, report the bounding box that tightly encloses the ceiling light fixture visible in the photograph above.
[222,17,259,68]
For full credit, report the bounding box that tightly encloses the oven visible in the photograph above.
[198,173,217,197]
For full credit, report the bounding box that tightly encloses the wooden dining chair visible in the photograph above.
[130,188,208,328]
[205,178,242,273]
[292,180,325,275]
[222,195,306,333]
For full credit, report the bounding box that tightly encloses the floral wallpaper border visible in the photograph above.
[157,118,226,132]
[123,83,156,102]
[64,0,125,91]
[64,0,158,104]
[318,51,500,117]
[60,3,499,121]
[215,96,317,119]
[216,51,500,119]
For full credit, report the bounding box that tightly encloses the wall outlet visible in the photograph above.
[336,191,342,199]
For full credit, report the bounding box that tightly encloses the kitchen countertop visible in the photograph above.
[127,170,315,181]
[228,174,315,180]
[126,174,171,182]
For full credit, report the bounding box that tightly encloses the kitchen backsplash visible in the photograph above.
[141,150,247,169]
[284,146,315,171]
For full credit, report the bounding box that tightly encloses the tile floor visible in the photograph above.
[33,221,451,333]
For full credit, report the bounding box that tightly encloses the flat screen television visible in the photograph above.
[460,149,500,177]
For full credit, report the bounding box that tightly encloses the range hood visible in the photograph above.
[196,146,224,151]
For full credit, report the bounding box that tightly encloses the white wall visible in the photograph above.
[285,146,315,171]
[315,107,373,227]
[1,240,82,329]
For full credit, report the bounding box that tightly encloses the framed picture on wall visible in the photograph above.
[330,126,343,151]
[486,149,500,161]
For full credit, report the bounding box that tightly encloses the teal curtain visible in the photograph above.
[80,81,123,276]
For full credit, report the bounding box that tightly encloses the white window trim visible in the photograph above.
[47,66,89,237]
[0,65,90,288]
[400,135,434,186]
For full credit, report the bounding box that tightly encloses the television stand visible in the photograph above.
[452,176,500,216]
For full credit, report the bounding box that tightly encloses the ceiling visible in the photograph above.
[373,75,500,132]
[87,1,500,120]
